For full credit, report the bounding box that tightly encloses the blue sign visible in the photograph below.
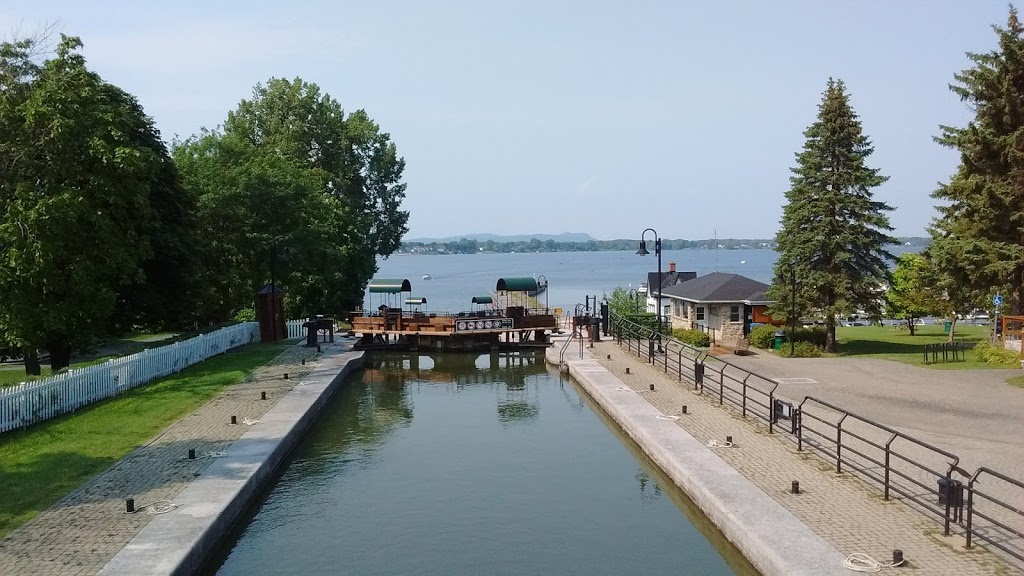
[994,294,1003,307]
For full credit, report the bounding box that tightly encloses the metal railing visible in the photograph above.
[606,310,1024,561]
[795,396,963,535]
[966,468,1024,562]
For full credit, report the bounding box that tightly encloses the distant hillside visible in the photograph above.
[405,232,596,243]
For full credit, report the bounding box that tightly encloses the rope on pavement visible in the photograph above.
[843,552,904,572]
[706,439,733,448]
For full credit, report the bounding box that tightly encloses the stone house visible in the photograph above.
[657,272,775,345]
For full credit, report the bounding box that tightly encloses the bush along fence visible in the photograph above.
[0,322,261,434]
[608,312,1024,565]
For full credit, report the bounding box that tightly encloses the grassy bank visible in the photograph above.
[0,342,289,537]
[835,324,996,369]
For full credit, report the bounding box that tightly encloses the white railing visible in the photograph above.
[0,322,260,434]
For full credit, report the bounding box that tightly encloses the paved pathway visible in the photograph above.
[578,339,1023,575]
[0,339,345,576]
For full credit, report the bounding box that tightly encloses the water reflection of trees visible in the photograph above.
[371,351,547,424]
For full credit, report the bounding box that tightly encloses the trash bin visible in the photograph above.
[936,477,964,507]
[773,330,786,351]
[943,321,952,334]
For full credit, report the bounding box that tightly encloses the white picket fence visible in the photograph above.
[0,322,261,434]
[286,319,308,339]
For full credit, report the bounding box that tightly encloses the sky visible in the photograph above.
[0,1,1013,240]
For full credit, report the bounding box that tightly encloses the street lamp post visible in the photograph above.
[637,228,663,352]
[270,235,285,342]
[627,288,639,314]
[790,265,797,358]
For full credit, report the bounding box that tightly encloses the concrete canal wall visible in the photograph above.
[547,343,848,576]
[98,347,365,576]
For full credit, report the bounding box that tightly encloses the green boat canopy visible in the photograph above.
[496,277,538,292]
[405,297,427,305]
[368,278,412,293]
[471,295,493,304]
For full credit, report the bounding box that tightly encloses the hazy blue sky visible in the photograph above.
[1,1,1012,240]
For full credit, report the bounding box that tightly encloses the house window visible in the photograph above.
[729,305,741,322]
[696,306,705,321]
[682,304,689,319]
[663,304,671,317]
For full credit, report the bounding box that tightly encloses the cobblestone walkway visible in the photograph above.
[0,340,344,576]
[578,339,1022,576]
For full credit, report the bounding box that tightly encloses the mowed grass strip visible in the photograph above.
[0,342,290,537]
[835,323,996,369]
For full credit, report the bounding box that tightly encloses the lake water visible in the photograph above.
[210,352,757,576]
[374,247,919,315]
[374,249,778,314]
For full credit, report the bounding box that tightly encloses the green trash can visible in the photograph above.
[773,330,786,351]
[943,321,952,334]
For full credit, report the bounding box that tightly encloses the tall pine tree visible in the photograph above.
[930,6,1024,315]
[768,79,896,352]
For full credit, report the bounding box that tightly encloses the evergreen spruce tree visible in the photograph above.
[930,6,1024,315]
[768,79,896,352]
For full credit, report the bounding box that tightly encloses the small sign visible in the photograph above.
[455,318,514,332]
[994,294,1004,307]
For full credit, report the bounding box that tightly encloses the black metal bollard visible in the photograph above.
[125,497,135,513]
[188,449,196,460]
[791,481,800,494]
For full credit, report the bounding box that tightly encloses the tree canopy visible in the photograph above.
[0,35,183,372]
[885,253,947,335]
[767,79,896,352]
[930,6,1024,315]
[173,77,409,320]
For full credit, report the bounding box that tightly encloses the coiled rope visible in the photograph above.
[843,553,905,572]
[706,439,734,448]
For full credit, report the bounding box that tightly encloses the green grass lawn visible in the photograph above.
[0,342,290,537]
[834,323,1002,369]
[1007,375,1024,388]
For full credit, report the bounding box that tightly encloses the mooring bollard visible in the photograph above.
[625,367,631,374]
[681,405,688,414]
[231,415,237,425]
[726,435,733,444]
[649,384,655,391]
[301,358,305,366]
[791,481,800,494]
[892,549,904,565]
[125,497,135,513]
[188,449,196,460]
[261,391,267,400]
[283,373,289,380]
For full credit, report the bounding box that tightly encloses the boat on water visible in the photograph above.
[422,274,432,280]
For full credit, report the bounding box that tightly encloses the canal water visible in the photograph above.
[210,352,757,576]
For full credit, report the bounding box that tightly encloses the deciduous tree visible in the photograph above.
[0,36,165,372]
[885,253,946,335]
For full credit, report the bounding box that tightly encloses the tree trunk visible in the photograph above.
[825,316,836,353]
[906,317,916,336]
[46,339,72,372]
[947,317,957,343]
[24,347,41,376]
[1013,268,1023,316]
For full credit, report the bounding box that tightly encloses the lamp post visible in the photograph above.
[790,265,797,358]
[270,235,285,342]
[627,288,639,314]
[637,228,663,352]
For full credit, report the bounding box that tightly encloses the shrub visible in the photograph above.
[974,339,1020,366]
[785,325,828,347]
[782,341,823,358]
[672,328,711,348]
[749,324,778,349]
[233,307,256,322]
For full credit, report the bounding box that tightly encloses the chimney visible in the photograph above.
[668,261,677,273]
